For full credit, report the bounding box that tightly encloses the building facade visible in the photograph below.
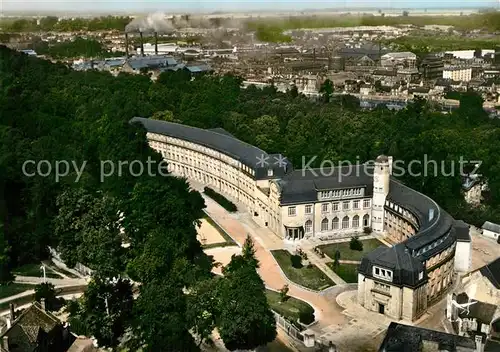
[443,67,473,82]
[131,117,464,322]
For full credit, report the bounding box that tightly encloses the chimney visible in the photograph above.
[429,209,435,222]
[154,32,158,56]
[125,32,129,58]
[8,304,14,322]
[139,32,144,57]
[40,298,46,311]
[2,336,8,351]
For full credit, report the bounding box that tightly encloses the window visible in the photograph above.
[352,215,359,228]
[288,207,296,216]
[343,201,350,210]
[321,218,329,232]
[322,203,329,213]
[363,199,371,208]
[363,214,370,227]
[353,200,360,210]
[373,266,393,281]
[342,216,350,229]
[267,169,273,176]
[305,205,312,214]
[332,202,339,211]
[419,271,424,280]
[305,220,313,233]
[332,217,339,230]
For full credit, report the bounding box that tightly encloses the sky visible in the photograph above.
[0,0,498,14]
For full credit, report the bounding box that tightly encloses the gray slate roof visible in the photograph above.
[479,257,500,289]
[277,165,374,205]
[455,292,499,325]
[379,322,477,352]
[130,117,291,179]
[482,221,500,234]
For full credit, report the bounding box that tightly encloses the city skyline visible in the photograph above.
[0,0,498,15]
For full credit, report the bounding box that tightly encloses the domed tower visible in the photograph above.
[371,155,392,233]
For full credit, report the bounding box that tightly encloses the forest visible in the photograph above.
[1,45,500,349]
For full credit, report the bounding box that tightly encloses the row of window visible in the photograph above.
[319,188,363,199]
[373,266,393,282]
[306,214,370,233]
[288,199,371,216]
[414,232,450,257]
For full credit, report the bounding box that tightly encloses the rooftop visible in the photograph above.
[482,221,500,234]
[479,257,500,289]
[379,322,477,352]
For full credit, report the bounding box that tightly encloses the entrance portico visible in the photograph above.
[285,226,305,241]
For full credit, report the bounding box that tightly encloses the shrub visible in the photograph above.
[363,226,371,234]
[299,305,315,325]
[349,237,363,251]
[290,254,303,269]
[203,187,237,212]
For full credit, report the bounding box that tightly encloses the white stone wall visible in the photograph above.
[455,241,472,273]
[482,229,499,241]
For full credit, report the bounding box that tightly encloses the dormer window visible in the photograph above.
[373,266,393,282]
[419,271,424,280]
[267,169,273,177]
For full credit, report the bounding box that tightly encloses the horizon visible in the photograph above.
[1,0,499,16]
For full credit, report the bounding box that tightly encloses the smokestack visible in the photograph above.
[154,32,158,56]
[139,32,144,57]
[125,33,129,58]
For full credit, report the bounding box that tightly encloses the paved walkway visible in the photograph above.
[201,194,348,331]
[302,248,346,285]
[14,275,87,286]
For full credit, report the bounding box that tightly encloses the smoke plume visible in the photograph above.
[125,13,174,33]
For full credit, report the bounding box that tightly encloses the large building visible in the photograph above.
[131,117,465,322]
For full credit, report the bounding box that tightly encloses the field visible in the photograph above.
[318,239,386,262]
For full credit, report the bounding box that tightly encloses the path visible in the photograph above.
[201,194,348,331]
[14,275,87,286]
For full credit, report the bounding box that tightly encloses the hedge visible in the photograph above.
[203,187,237,212]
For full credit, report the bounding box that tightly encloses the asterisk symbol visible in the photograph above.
[256,154,269,167]
[274,154,288,169]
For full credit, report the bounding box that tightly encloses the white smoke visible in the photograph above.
[125,13,174,33]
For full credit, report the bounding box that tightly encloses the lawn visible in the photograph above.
[13,263,62,279]
[266,289,314,323]
[271,250,334,291]
[318,239,387,262]
[328,263,359,283]
[0,283,37,299]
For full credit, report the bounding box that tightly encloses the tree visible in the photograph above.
[402,10,410,16]
[218,256,276,350]
[131,279,198,352]
[34,282,63,311]
[69,276,134,348]
[279,284,289,303]
[350,237,364,251]
[333,250,341,270]
[242,234,259,269]
[0,224,13,284]
[319,79,334,103]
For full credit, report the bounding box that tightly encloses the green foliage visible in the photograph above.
[349,237,364,252]
[0,224,13,284]
[298,304,315,325]
[242,235,259,269]
[218,254,277,350]
[203,186,237,212]
[255,25,292,43]
[279,284,289,303]
[34,37,117,59]
[34,282,64,311]
[1,16,132,32]
[290,254,303,269]
[69,277,134,348]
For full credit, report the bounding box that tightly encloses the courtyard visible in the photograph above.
[318,238,387,262]
[328,263,359,283]
[271,249,335,291]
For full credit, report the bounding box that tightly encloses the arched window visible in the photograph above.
[321,218,329,232]
[342,216,350,229]
[305,220,313,233]
[352,215,360,228]
[332,217,339,230]
[363,214,370,227]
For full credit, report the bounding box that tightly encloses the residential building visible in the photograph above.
[420,54,444,80]
[381,52,417,69]
[462,257,500,307]
[131,118,466,322]
[0,302,82,352]
[446,292,500,352]
[443,67,473,82]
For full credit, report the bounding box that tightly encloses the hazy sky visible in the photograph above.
[1,0,498,14]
